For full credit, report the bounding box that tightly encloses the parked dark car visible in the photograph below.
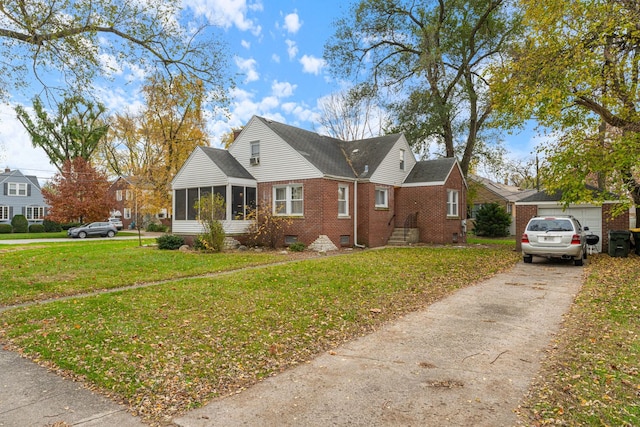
[67,222,118,238]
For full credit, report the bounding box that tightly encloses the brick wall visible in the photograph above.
[257,178,354,247]
[394,164,467,245]
[602,203,630,254]
[356,182,395,247]
[515,205,538,252]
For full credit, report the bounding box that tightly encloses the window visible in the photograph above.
[250,141,260,165]
[25,206,45,220]
[375,187,388,209]
[274,184,303,216]
[8,182,27,196]
[125,190,133,200]
[116,190,123,201]
[340,235,350,246]
[124,208,132,219]
[447,189,459,217]
[174,189,186,220]
[400,149,405,170]
[338,185,349,216]
[0,206,8,220]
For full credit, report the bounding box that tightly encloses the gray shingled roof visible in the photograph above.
[256,117,356,178]
[469,174,537,202]
[339,134,403,178]
[404,158,457,183]
[0,169,41,189]
[518,185,615,203]
[200,146,255,180]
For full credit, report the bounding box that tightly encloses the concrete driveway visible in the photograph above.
[1,258,583,426]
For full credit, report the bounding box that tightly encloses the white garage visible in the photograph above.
[537,205,603,252]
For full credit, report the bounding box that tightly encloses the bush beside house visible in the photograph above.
[11,215,29,233]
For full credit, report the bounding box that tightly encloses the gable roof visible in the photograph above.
[469,174,537,202]
[339,134,404,178]
[255,116,356,178]
[0,169,41,189]
[404,158,458,184]
[200,147,255,180]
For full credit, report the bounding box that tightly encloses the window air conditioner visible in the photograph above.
[250,156,260,165]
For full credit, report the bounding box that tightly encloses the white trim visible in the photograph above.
[375,187,389,208]
[338,184,349,217]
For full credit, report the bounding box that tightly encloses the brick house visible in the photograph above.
[108,176,170,230]
[468,175,537,235]
[515,188,630,254]
[172,116,467,248]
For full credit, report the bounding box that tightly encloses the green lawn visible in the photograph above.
[0,231,139,239]
[0,244,520,422]
[0,240,282,305]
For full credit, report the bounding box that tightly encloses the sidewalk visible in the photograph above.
[0,259,583,426]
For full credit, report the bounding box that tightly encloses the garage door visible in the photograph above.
[538,207,602,252]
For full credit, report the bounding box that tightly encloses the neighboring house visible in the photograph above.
[0,168,49,225]
[515,187,630,254]
[108,176,170,230]
[172,115,467,248]
[468,175,537,235]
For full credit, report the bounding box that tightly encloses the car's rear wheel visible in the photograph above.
[107,230,115,238]
[574,257,584,266]
[523,254,533,263]
[78,231,87,238]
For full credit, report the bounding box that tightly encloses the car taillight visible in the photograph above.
[521,233,529,243]
[570,234,581,244]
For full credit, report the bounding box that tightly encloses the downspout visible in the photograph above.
[354,179,365,248]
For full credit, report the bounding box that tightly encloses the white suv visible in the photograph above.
[108,217,123,230]
[521,215,588,266]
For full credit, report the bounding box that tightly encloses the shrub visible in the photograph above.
[194,194,226,252]
[288,242,306,252]
[43,218,62,232]
[146,223,168,233]
[11,214,29,233]
[246,202,292,248]
[29,224,45,233]
[61,222,81,230]
[157,234,185,250]
[0,224,12,234]
[474,202,512,237]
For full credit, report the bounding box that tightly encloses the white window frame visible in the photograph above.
[447,189,459,217]
[125,190,133,200]
[8,182,27,196]
[0,206,8,220]
[338,184,349,217]
[375,187,389,209]
[124,208,132,219]
[25,206,45,220]
[273,184,303,216]
[116,190,123,201]
[250,140,260,158]
[400,149,405,171]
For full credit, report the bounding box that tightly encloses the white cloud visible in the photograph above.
[285,39,298,60]
[234,56,260,83]
[0,103,56,183]
[271,80,296,98]
[272,53,281,63]
[241,40,251,49]
[184,0,263,35]
[299,55,325,75]
[282,11,302,34]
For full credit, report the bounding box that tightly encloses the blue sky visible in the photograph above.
[0,0,540,182]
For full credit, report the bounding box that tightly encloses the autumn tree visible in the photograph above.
[0,0,230,101]
[15,94,109,173]
[492,0,640,208]
[43,157,114,223]
[99,73,210,215]
[324,0,521,175]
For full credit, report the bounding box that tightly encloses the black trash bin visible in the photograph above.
[630,228,640,255]
[608,230,631,257]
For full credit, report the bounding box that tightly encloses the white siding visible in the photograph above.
[538,205,603,253]
[172,219,253,235]
[172,147,228,189]
[229,117,323,182]
[369,135,416,185]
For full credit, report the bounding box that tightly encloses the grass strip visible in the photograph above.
[0,240,281,306]
[0,246,519,423]
[519,254,640,426]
